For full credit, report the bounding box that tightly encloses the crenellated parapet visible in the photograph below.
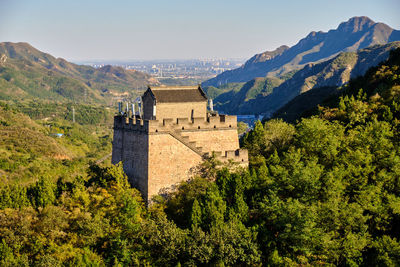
[205,149,249,166]
[112,112,248,202]
[113,114,238,134]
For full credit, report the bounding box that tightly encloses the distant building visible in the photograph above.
[51,133,64,138]
[112,85,248,201]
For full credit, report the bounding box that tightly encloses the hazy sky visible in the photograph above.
[1,0,399,61]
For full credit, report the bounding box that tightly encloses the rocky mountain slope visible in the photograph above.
[203,16,400,87]
[209,77,283,114]
[0,42,158,103]
[214,42,400,116]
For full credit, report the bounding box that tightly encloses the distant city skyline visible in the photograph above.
[1,0,399,62]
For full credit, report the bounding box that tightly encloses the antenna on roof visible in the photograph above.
[135,97,142,119]
[131,103,135,118]
[118,102,122,115]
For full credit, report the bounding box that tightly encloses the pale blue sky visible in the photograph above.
[1,0,399,61]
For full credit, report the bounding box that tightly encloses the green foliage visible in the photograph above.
[201,184,226,230]
[207,77,283,114]
[0,102,112,183]
[0,184,29,209]
[263,119,295,153]
[11,100,113,125]
[203,82,245,100]
[164,176,211,228]
[243,120,266,161]
[295,117,344,166]
[237,121,248,135]
[369,236,400,266]
[279,69,299,81]
[28,176,56,208]
[190,198,202,229]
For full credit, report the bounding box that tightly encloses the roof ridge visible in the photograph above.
[150,85,199,90]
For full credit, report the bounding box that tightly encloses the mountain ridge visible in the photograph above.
[212,41,400,116]
[0,42,159,103]
[203,16,400,87]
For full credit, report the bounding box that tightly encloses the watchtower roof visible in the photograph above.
[144,85,208,103]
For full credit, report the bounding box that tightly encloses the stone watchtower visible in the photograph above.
[112,85,248,201]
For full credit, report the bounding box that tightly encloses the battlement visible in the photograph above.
[113,115,148,133]
[112,113,248,202]
[205,149,249,165]
[113,114,238,134]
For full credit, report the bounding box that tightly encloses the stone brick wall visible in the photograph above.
[142,94,154,120]
[147,133,203,200]
[121,130,149,197]
[181,128,239,154]
[156,102,206,122]
[111,117,124,164]
[111,113,248,202]
[112,116,149,198]
[216,149,249,168]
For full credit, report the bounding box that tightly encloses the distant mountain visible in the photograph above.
[203,16,400,87]
[276,43,400,125]
[0,42,159,103]
[208,77,284,114]
[235,41,400,116]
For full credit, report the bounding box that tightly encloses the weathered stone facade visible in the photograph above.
[112,86,248,201]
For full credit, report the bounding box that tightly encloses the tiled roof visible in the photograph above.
[146,86,207,103]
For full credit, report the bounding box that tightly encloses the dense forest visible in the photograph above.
[0,101,113,183]
[1,48,400,266]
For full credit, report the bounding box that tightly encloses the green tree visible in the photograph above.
[28,176,56,208]
[243,120,265,159]
[264,119,295,154]
[202,184,226,230]
[295,117,344,166]
[190,198,202,229]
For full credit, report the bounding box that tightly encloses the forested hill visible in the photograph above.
[0,42,159,103]
[0,48,399,265]
[203,16,400,87]
[0,101,114,184]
